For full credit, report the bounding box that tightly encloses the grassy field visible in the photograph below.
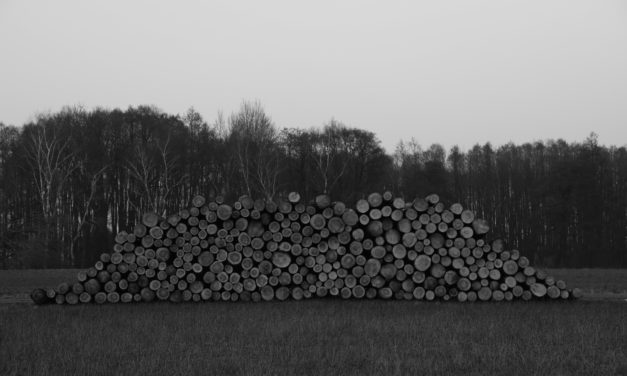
[1,269,626,376]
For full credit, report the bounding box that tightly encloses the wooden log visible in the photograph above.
[217,204,233,221]
[106,292,120,303]
[342,209,359,226]
[271,252,291,269]
[191,195,206,208]
[460,210,475,224]
[364,259,381,277]
[392,197,405,210]
[523,266,536,277]
[261,285,274,301]
[504,276,517,289]
[288,192,301,204]
[503,260,518,275]
[414,255,431,272]
[547,285,561,299]
[367,221,383,237]
[328,217,345,233]
[310,214,326,231]
[370,245,385,259]
[530,283,547,297]
[430,263,446,279]
[356,199,370,214]
[380,264,397,280]
[478,287,492,301]
[426,194,439,205]
[472,219,490,235]
[315,194,332,209]
[83,279,100,295]
[450,203,463,215]
[275,286,290,301]
[457,277,471,291]
[385,229,401,245]
[535,269,547,281]
[56,282,70,295]
[555,280,566,290]
[412,198,428,212]
[72,282,84,295]
[459,227,474,239]
[492,290,504,302]
[142,212,160,228]
[378,287,393,299]
[53,294,65,305]
[429,233,445,249]
[392,244,407,259]
[290,287,304,300]
[31,288,49,305]
[352,285,365,298]
[277,200,292,214]
[367,192,383,208]
[45,287,56,300]
[444,270,459,285]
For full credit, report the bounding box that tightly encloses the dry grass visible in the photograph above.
[1,269,626,375]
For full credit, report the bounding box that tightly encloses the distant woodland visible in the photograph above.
[0,102,625,268]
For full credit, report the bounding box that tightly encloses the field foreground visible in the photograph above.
[1,269,626,376]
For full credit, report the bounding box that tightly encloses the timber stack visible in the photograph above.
[31,191,582,304]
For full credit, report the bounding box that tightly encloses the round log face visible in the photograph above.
[315,195,331,209]
[192,195,206,208]
[530,283,547,297]
[30,288,48,305]
[272,252,291,269]
[367,192,383,208]
[142,212,160,228]
[414,255,432,272]
[478,287,492,301]
[310,214,326,230]
[32,191,578,305]
[288,192,301,204]
[364,259,381,277]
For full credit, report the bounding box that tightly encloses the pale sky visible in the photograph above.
[1,1,626,152]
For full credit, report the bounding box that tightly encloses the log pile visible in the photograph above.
[31,192,582,305]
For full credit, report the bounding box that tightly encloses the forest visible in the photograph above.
[0,102,625,269]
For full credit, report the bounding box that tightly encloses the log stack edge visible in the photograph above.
[31,192,583,305]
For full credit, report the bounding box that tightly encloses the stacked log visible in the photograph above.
[31,192,582,304]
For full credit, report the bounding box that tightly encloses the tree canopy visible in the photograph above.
[0,104,625,268]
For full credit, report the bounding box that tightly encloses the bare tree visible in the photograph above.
[309,120,351,194]
[229,101,282,199]
[127,135,186,216]
[70,164,107,264]
[254,134,282,200]
[23,124,78,266]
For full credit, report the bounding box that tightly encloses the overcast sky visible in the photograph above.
[1,1,626,152]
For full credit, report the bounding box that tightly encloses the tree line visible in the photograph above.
[0,102,625,268]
